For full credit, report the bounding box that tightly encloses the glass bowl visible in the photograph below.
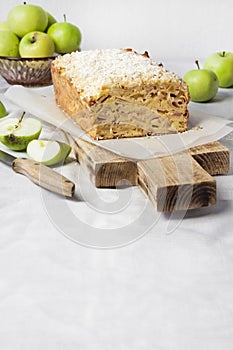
[0,55,56,87]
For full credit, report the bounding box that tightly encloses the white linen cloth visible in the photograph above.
[0,67,233,350]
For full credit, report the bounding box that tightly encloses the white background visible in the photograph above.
[1,0,232,63]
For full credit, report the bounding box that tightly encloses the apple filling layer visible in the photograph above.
[65,100,187,140]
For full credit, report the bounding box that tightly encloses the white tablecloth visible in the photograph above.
[1,64,233,349]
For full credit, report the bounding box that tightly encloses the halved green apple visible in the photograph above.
[0,117,42,151]
[0,101,7,119]
[27,139,71,166]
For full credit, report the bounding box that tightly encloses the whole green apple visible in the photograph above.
[0,30,20,57]
[204,51,233,88]
[47,21,81,54]
[7,3,48,38]
[45,12,57,31]
[19,31,55,58]
[183,61,219,102]
[0,22,9,31]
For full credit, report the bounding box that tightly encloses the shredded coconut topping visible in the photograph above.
[53,49,182,99]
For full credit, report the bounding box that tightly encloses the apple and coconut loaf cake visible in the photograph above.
[51,48,190,140]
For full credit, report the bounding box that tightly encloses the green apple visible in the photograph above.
[183,61,219,102]
[204,51,233,88]
[27,139,71,166]
[45,12,57,31]
[19,31,55,58]
[0,30,20,57]
[0,22,9,31]
[7,3,48,38]
[0,101,7,118]
[47,21,81,54]
[0,116,42,151]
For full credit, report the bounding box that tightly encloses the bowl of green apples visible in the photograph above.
[0,3,82,87]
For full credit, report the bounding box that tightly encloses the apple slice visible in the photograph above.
[27,139,71,166]
[0,117,42,151]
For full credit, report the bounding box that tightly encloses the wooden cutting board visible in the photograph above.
[72,137,230,212]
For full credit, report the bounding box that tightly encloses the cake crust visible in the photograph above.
[51,48,190,140]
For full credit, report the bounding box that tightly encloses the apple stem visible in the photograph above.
[63,14,67,22]
[23,1,27,4]
[195,60,200,70]
[15,111,26,130]
[222,51,226,57]
[31,33,37,44]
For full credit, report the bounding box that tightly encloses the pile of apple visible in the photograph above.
[0,2,82,58]
[184,52,233,102]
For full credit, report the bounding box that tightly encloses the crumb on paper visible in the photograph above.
[191,125,203,131]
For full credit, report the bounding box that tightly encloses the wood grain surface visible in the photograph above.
[72,138,230,211]
[73,137,137,187]
[12,158,75,197]
[189,142,230,175]
[137,152,216,212]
